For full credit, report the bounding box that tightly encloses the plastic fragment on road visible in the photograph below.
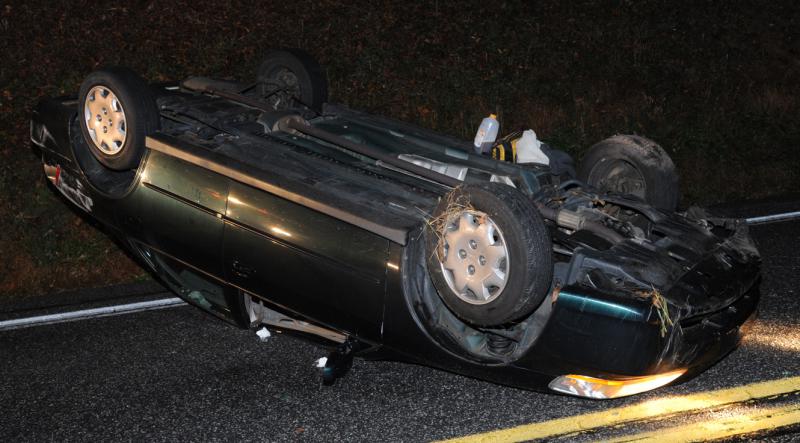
[315,357,328,368]
[256,327,271,341]
[516,129,549,165]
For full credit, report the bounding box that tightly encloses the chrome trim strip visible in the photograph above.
[145,134,408,244]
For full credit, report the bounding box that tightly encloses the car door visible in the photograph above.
[223,181,389,340]
[121,150,237,320]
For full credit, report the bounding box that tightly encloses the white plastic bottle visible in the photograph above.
[473,114,499,154]
[515,129,550,165]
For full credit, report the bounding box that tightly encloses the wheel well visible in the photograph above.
[70,115,142,198]
[402,227,553,364]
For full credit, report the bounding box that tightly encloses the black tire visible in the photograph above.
[426,183,552,327]
[77,67,160,171]
[257,48,328,113]
[578,135,679,211]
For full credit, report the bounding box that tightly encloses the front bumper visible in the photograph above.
[513,251,760,396]
[668,281,760,378]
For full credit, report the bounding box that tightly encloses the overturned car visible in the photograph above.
[30,49,760,398]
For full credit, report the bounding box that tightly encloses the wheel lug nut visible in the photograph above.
[479,256,486,266]
[458,249,467,259]
[469,240,477,249]
[467,265,475,275]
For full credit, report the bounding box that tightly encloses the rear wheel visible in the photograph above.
[257,49,328,113]
[578,135,679,211]
[426,183,552,327]
[78,67,159,171]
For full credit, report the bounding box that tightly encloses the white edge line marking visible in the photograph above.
[0,298,187,331]
[745,210,800,225]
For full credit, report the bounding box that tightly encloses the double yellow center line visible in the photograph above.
[440,376,800,442]
[608,401,800,442]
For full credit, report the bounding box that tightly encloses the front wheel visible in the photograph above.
[77,67,159,171]
[578,135,679,211]
[426,183,552,327]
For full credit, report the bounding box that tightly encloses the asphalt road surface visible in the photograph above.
[1,205,799,442]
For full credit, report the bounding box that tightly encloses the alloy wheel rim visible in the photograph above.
[83,86,127,155]
[439,210,509,305]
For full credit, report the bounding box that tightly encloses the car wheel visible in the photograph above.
[578,135,679,211]
[257,48,328,113]
[77,67,160,171]
[426,183,552,327]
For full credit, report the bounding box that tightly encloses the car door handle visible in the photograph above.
[231,260,255,278]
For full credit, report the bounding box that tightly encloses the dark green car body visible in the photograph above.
[30,85,760,397]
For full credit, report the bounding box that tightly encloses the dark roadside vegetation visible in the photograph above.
[1,1,798,298]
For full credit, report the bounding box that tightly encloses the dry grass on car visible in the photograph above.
[636,285,674,337]
[424,187,477,262]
